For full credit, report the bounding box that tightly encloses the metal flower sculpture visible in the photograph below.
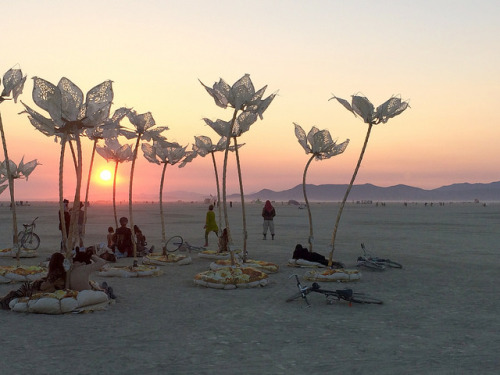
[328,94,409,265]
[294,123,349,251]
[200,74,276,261]
[96,138,134,228]
[0,68,26,104]
[0,67,27,262]
[81,107,130,232]
[142,140,195,255]
[124,110,169,258]
[192,135,242,245]
[21,77,113,256]
[0,157,40,180]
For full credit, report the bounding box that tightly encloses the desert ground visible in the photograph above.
[0,200,499,374]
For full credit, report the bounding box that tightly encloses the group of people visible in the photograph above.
[2,210,158,310]
[107,217,153,258]
[1,248,115,310]
[1,199,340,311]
[59,199,152,259]
[203,199,277,249]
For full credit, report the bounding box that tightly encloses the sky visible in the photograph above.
[1,0,499,201]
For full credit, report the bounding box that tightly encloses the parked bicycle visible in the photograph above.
[286,274,383,307]
[18,217,40,250]
[164,236,206,253]
[356,243,403,271]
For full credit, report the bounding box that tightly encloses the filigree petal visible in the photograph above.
[293,123,310,154]
[58,77,84,122]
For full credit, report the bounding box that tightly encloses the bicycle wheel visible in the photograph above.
[350,292,383,304]
[21,233,40,250]
[165,235,183,253]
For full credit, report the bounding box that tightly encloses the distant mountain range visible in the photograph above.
[226,181,500,202]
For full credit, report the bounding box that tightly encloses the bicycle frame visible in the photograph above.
[18,217,40,250]
[288,274,354,307]
[360,243,402,269]
[287,274,383,306]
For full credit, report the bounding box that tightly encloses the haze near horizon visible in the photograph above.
[1,0,499,201]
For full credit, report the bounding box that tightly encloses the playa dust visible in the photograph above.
[0,201,498,374]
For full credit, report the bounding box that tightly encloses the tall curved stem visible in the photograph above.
[59,134,69,257]
[112,160,119,229]
[129,135,142,259]
[82,139,97,235]
[329,123,373,265]
[0,112,20,266]
[68,134,83,250]
[160,162,168,255]
[211,152,222,238]
[234,137,247,261]
[222,109,238,246]
[68,139,78,172]
[302,154,315,251]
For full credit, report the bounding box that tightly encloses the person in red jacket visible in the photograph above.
[261,200,276,240]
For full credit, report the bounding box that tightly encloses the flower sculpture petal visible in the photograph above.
[1,68,27,103]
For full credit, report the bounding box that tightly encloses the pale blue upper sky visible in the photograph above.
[2,0,499,200]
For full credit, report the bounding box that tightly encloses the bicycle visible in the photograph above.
[17,217,40,250]
[286,274,383,307]
[163,236,204,253]
[357,243,403,270]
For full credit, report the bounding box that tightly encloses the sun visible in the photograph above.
[99,169,112,182]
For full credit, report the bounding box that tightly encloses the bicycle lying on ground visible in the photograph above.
[18,217,40,250]
[356,243,403,271]
[286,274,383,307]
[165,236,206,253]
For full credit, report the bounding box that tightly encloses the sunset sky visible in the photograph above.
[1,0,499,201]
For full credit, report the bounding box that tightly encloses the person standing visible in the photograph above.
[262,200,276,240]
[204,204,218,247]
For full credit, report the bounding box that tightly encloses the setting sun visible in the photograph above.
[100,169,112,182]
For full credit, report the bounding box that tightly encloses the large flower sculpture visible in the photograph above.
[0,68,26,103]
[294,123,349,251]
[96,138,134,228]
[0,157,40,180]
[142,140,196,256]
[122,110,169,258]
[81,107,130,233]
[0,157,40,259]
[21,77,114,255]
[0,67,27,262]
[200,74,276,261]
[328,94,409,265]
[192,135,242,245]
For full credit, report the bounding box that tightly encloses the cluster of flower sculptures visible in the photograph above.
[0,65,409,289]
